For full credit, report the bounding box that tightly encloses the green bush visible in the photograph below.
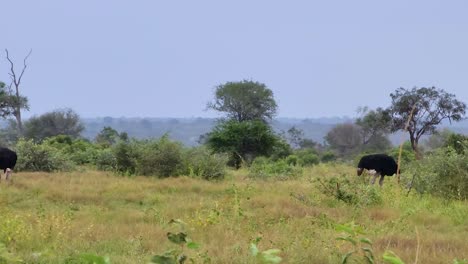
[15,139,75,172]
[182,147,228,180]
[285,155,299,166]
[320,151,337,163]
[249,157,302,179]
[405,145,468,200]
[43,135,99,165]
[95,149,117,171]
[299,153,319,166]
[136,136,183,177]
[113,141,138,175]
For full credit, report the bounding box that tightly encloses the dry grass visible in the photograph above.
[0,168,467,263]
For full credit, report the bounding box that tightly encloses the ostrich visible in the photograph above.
[357,154,398,186]
[0,147,17,181]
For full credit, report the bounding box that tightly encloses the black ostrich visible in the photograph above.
[357,154,398,186]
[0,147,17,181]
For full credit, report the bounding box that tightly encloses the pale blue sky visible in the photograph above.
[1,0,468,119]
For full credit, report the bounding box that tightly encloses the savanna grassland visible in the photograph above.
[1,164,467,264]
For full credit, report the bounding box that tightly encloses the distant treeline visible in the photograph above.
[79,117,468,147]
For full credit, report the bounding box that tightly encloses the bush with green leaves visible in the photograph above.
[315,176,383,206]
[181,146,228,180]
[42,135,99,165]
[321,151,337,163]
[135,136,184,177]
[113,141,138,175]
[15,139,75,172]
[295,149,320,166]
[404,145,468,200]
[249,157,302,179]
[335,222,406,264]
[95,149,117,171]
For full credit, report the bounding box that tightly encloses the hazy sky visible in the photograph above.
[2,0,468,119]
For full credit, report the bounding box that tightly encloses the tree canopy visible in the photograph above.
[389,87,466,157]
[207,80,277,122]
[24,108,85,142]
[206,120,280,168]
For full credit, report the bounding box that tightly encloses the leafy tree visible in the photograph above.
[355,107,392,144]
[95,126,127,147]
[388,87,466,158]
[23,108,85,142]
[207,80,277,122]
[206,120,279,168]
[286,126,304,149]
[444,133,468,155]
[325,123,362,157]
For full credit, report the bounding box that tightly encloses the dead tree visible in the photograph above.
[5,49,31,135]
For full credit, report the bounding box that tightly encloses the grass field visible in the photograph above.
[0,164,467,263]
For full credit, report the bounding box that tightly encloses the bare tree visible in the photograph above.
[5,49,31,135]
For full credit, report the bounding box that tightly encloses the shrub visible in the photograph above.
[249,157,302,179]
[182,147,228,180]
[43,135,99,165]
[321,151,337,163]
[404,146,468,200]
[136,136,183,177]
[95,149,117,171]
[285,155,299,166]
[113,141,138,175]
[299,153,319,166]
[15,139,75,172]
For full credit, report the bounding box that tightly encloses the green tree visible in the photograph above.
[389,87,466,158]
[355,107,392,144]
[95,126,127,147]
[24,108,85,142]
[206,120,279,168]
[207,80,277,122]
[325,123,362,158]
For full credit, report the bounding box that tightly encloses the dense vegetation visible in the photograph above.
[0,74,467,263]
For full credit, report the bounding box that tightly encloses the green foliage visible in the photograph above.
[404,145,468,200]
[206,120,280,168]
[250,237,282,264]
[249,157,303,180]
[113,141,138,175]
[150,219,209,264]
[356,107,392,149]
[23,108,85,142]
[388,141,416,167]
[207,80,277,122]
[325,123,363,158]
[15,138,75,172]
[335,222,375,264]
[316,176,383,206]
[295,149,319,166]
[65,254,111,264]
[382,251,405,264]
[285,155,299,166]
[269,138,293,161]
[321,151,337,163]
[0,81,28,120]
[135,136,183,177]
[445,133,468,154]
[181,147,228,180]
[336,222,407,264]
[43,135,99,165]
[94,126,127,148]
[389,86,466,154]
[95,149,117,171]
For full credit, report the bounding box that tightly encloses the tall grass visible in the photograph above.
[0,166,467,263]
